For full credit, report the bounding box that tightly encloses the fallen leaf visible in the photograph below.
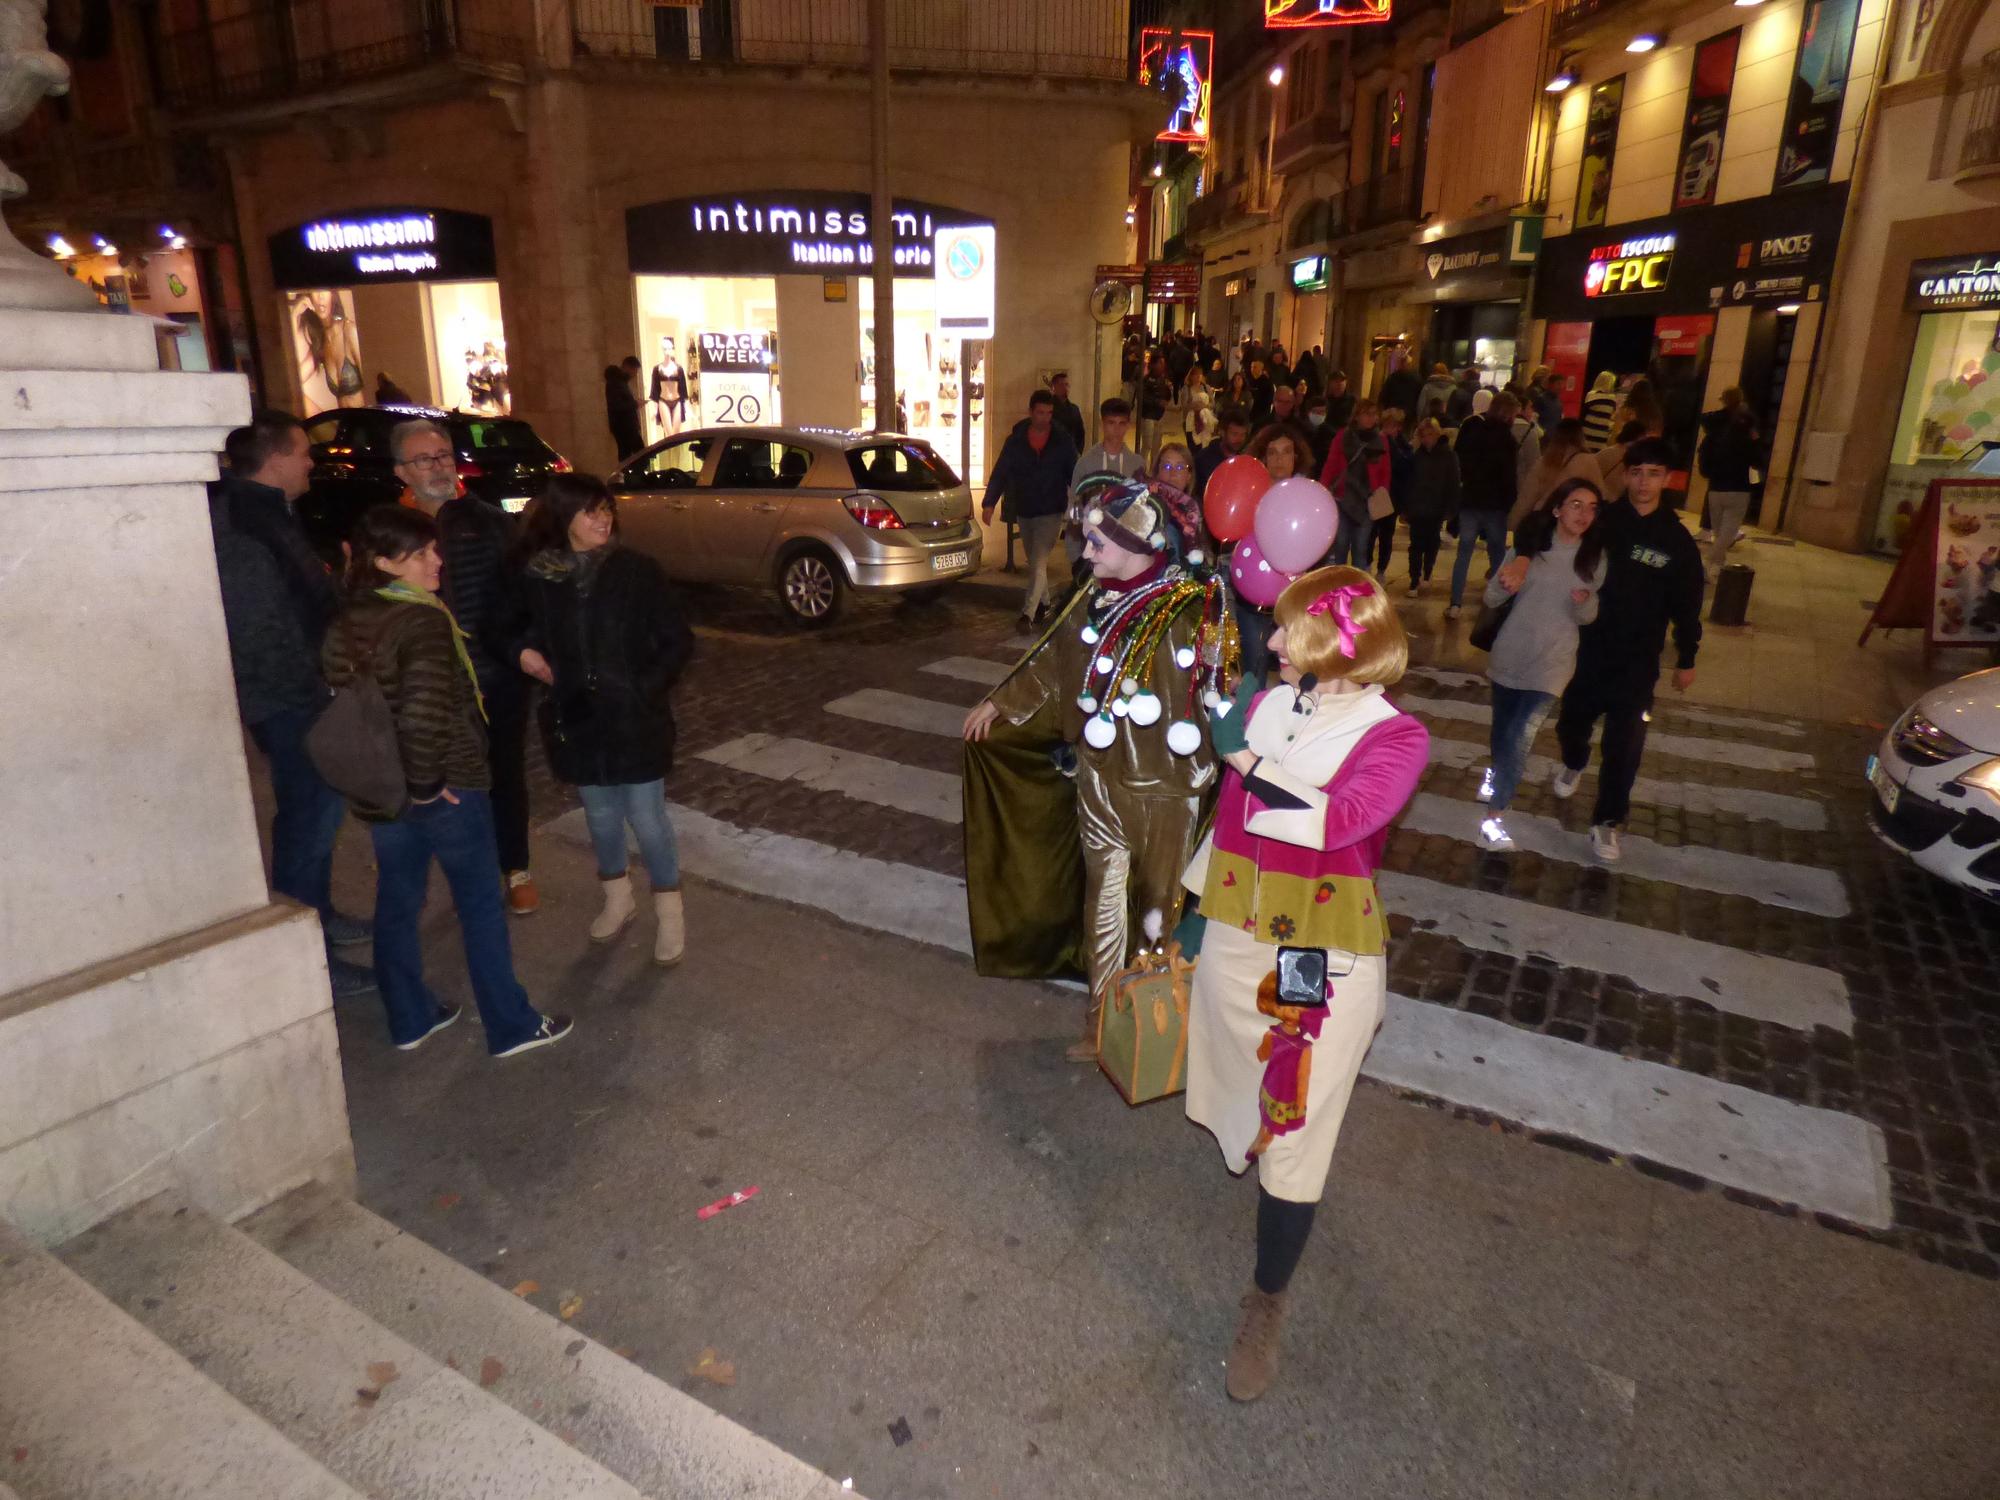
[445,1355,460,1371]
[479,1356,505,1389]
[511,1280,540,1297]
[366,1361,400,1388]
[688,1347,737,1387]
[564,1338,586,1358]
[434,1192,462,1211]
[559,1293,584,1321]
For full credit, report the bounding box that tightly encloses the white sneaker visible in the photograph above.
[1590,823,1622,862]
[1478,816,1515,851]
[1551,764,1583,800]
[1446,605,1463,620]
[1475,767,1496,804]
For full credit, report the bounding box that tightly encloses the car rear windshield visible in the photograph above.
[456,419,549,455]
[846,442,959,491]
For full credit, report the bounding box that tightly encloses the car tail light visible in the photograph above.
[843,493,905,530]
[552,456,572,473]
[456,459,486,479]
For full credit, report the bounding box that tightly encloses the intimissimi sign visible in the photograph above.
[269,206,496,289]
[627,191,993,279]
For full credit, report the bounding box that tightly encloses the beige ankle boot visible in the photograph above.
[590,874,635,942]
[1225,1285,1288,1402]
[653,889,685,966]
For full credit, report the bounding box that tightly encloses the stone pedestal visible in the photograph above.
[0,301,355,1244]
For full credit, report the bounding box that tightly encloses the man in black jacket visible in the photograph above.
[1697,390,1760,576]
[391,418,540,915]
[1048,371,1087,455]
[1446,390,1518,616]
[1551,437,1703,863]
[208,411,374,996]
[1194,405,1251,498]
[982,390,1080,623]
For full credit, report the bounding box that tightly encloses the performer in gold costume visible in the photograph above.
[961,477,1232,1059]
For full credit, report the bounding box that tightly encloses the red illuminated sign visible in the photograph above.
[1583,233,1676,297]
[1137,28,1214,144]
[1265,0,1392,27]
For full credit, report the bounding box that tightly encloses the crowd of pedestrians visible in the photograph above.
[208,409,695,1060]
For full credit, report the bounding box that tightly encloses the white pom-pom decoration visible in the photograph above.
[1189,549,1206,566]
[1085,507,1105,526]
[1212,698,1234,719]
[1121,676,1139,696]
[1083,713,1119,750]
[1150,531,1165,548]
[1128,691,1162,727]
[1174,646,1196,670]
[1077,693,1098,713]
[1203,689,1222,709]
[1142,908,1165,942]
[1080,624,1100,646]
[1095,654,1115,675]
[1166,720,1203,757]
[1112,698,1129,718]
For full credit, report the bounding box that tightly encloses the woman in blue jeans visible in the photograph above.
[322,507,571,1056]
[517,475,695,964]
[1476,478,1607,851]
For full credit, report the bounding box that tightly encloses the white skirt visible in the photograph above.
[1184,920,1385,1204]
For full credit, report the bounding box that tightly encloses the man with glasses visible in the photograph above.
[391,419,540,914]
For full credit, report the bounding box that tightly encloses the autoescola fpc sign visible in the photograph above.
[1585,233,1676,297]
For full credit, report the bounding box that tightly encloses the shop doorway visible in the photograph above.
[1427,301,1520,388]
[857,278,988,483]
[1877,302,2000,552]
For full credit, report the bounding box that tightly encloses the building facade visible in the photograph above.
[19,0,1159,485]
[1790,0,2000,552]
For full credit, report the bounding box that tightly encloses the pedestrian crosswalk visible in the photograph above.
[555,633,1891,1232]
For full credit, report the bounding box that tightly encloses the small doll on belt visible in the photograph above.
[1247,966,1330,1160]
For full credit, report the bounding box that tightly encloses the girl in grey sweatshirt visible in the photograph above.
[1476,477,1608,849]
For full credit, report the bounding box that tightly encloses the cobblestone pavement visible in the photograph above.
[516,567,2000,1282]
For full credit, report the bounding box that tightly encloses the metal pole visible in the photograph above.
[869,0,895,432]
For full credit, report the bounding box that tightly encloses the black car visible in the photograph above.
[297,405,571,562]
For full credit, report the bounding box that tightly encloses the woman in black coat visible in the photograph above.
[517,474,694,964]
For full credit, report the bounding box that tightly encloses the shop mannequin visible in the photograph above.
[651,336,689,439]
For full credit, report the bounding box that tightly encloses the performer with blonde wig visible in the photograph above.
[1181,564,1429,1403]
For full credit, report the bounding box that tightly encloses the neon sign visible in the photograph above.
[1137,27,1214,143]
[1265,0,1392,28]
[1584,233,1676,297]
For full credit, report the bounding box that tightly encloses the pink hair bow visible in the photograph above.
[1305,582,1373,658]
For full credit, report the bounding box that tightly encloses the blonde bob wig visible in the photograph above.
[1272,566,1409,686]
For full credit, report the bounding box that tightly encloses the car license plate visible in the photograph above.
[932,549,970,572]
[1867,754,1901,815]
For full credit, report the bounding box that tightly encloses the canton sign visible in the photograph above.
[1908,254,2000,312]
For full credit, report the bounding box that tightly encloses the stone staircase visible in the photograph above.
[1,1188,852,1499]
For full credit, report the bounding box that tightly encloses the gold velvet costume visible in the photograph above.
[963,570,1223,1000]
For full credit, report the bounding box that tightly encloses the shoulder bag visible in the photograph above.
[1467,593,1516,653]
[307,619,410,821]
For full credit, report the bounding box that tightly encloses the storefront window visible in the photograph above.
[1879,309,2000,551]
[857,279,984,482]
[633,274,780,440]
[428,281,510,414]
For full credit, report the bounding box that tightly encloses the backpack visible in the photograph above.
[307,620,410,821]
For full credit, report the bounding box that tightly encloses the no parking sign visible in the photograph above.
[934,225,996,340]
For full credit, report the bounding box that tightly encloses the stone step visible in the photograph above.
[244,1183,852,1500]
[0,1218,361,1500]
[57,1195,644,1500]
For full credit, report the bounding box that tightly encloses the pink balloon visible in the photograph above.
[1253,476,1338,574]
[1229,533,1293,609]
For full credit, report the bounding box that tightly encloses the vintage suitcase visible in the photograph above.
[1096,941,1197,1105]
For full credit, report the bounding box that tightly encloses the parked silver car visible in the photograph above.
[609,426,980,625]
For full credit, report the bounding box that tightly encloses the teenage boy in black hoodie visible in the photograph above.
[1550,437,1703,863]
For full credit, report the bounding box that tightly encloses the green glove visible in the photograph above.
[1209,674,1259,757]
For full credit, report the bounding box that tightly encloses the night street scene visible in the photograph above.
[8,0,2000,1495]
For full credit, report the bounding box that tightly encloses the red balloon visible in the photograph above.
[1203,456,1272,545]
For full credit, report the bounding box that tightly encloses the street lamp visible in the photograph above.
[1263,63,1285,207]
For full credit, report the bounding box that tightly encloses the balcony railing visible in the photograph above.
[1551,0,1623,39]
[1184,175,1276,241]
[573,0,1130,81]
[1272,100,1344,174]
[1960,54,2000,179]
[155,0,525,113]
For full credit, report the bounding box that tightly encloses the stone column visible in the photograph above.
[0,9,354,1242]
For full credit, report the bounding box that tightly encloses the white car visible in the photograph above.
[1868,667,2000,899]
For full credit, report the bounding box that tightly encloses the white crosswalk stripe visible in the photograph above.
[1402,793,1849,917]
[548,796,1888,1229]
[825,687,967,738]
[1404,664,1810,738]
[1376,871,1851,1033]
[697,733,962,823]
[1424,732,1828,831]
[1393,693,1819,774]
[921,655,1011,688]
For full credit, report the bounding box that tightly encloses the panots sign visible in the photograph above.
[1584,233,1675,297]
[268,207,497,289]
[1908,255,2000,312]
[627,192,992,279]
